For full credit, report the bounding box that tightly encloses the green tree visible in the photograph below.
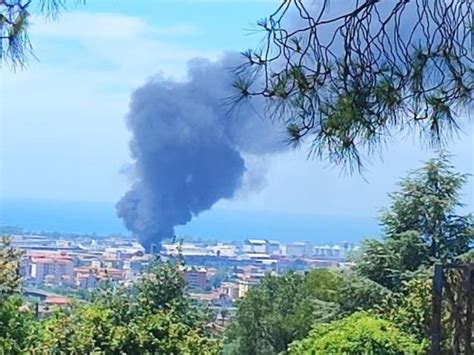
[380,153,473,260]
[0,237,22,296]
[236,1,472,169]
[379,271,433,343]
[0,295,41,354]
[288,312,427,355]
[336,272,392,315]
[349,155,473,351]
[302,268,343,302]
[38,261,220,354]
[225,271,339,355]
[303,268,391,315]
[354,231,430,290]
[354,154,472,291]
[225,268,399,354]
[0,237,41,354]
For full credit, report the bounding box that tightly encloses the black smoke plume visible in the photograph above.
[116,53,284,251]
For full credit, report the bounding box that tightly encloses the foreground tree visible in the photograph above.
[335,272,392,315]
[288,312,427,354]
[0,237,40,354]
[379,153,473,260]
[224,271,340,355]
[236,0,473,169]
[354,231,430,290]
[0,238,219,354]
[379,270,434,343]
[354,153,473,291]
[352,154,473,352]
[224,268,394,354]
[38,261,220,354]
[0,237,21,295]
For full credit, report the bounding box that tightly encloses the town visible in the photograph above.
[11,233,355,321]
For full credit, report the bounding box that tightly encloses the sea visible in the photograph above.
[0,198,380,244]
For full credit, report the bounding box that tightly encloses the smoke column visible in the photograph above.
[116,52,284,251]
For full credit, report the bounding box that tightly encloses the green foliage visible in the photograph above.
[224,268,394,354]
[378,270,433,342]
[349,154,472,352]
[37,261,220,354]
[354,153,472,294]
[238,1,472,169]
[288,312,427,355]
[302,268,344,302]
[0,296,40,354]
[354,231,430,290]
[336,273,392,315]
[225,272,339,355]
[457,249,474,263]
[380,153,473,260]
[0,237,22,296]
[226,155,471,354]
[0,240,219,354]
[0,237,40,354]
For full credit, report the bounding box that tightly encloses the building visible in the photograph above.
[332,245,342,258]
[184,266,208,289]
[322,245,333,258]
[268,241,281,255]
[100,268,126,282]
[45,296,71,308]
[243,239,269,254]
[128,256,151,273]
[210,244,237,258]
[237,275,264,298]
[75,268,98,289]
[236,268,266,298]
[285,242,306,258]
[19,256,32,279]
[240,253,277,268]
[31,255,74,285]
[304,242,314,257]
[102,257,123,269]
[221,282,239,300]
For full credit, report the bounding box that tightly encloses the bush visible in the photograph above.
[289,312,427,354]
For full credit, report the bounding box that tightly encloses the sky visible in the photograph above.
[1,0,473,236]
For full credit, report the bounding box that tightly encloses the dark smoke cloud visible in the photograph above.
[117,52,284,251]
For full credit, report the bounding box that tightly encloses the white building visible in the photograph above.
[332,245,342,258]
[221,282,239,300]
[210,244,237,257]
[243,239,269,254]
[33,257,74,284]
[268,241,281,255]
[304,242,314,257]
[321,245,332,257]
[285,242,306,258]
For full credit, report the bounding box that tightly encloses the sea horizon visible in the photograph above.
[0,197,380,244]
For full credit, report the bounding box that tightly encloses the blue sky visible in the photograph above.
[1,0,473,229]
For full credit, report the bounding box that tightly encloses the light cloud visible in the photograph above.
[2,11,216,202]
[26,11,215,83]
